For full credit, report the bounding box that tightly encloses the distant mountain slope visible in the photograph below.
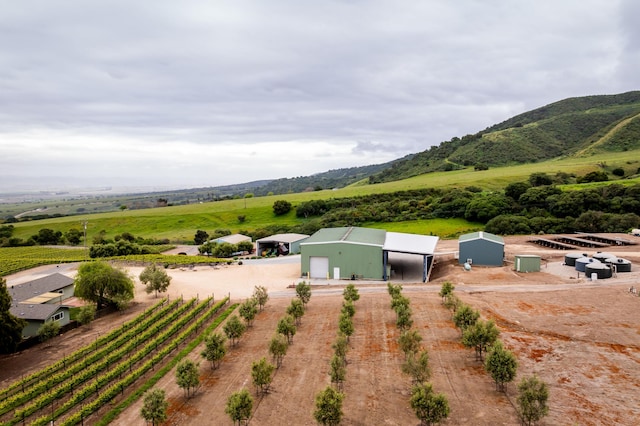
[369,91,640,183]
[252,162,396,196]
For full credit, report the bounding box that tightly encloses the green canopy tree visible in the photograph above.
[452,304,480,332]
[343,283,360,302]
[239,298,258,327]
[225,388,253,426]
[402,349,431,385]
[438,281,455,303]
[224,315,247,347]
[295,281,312,307]
[462,319,500,361]
[410,382,450,426]
[74,261,134,309]
[176,359,200,398]
[253,285,269,311]
[201,332,227,369]
[286,298,305,325]
[517,375,550,425]
[251,357,275,396]
[313,386,344,426]
[338,312,354,342]
[277,315,297,344]
[268,333,288,368]
[139,264,172,298]
[485,341,518,392]
[0,278,26,353]
[140,389,168,426]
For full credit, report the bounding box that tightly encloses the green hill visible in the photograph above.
[370,91,640,183]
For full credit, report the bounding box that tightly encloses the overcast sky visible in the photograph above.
[1,0,638,193]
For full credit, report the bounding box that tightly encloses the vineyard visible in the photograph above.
[0,246,231,277]
[0,294,235,426]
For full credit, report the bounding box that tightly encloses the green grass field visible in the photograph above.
[6,149,639,244]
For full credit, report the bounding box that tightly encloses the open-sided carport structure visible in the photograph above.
[256,233,309,256]
[300,227,439,282]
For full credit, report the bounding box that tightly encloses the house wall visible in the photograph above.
[21,307,71,339]
[459,240,504,266]
[301,242,384,279]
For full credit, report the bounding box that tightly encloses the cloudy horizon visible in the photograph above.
[1,0,638,192]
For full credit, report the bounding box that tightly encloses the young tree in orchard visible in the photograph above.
[438,281,455,303]
[201,332,227,370]
[387,282,402,298]
[269,333,288,368]
[395,303,414,330]
[76,305,96,327]
[484,340,518,392]
[410,382,450,426]
[224,315,247,347]
[295,281,312,307]
[37,320,60,344]
[286,298,305,325]
[239,298,258,327]
[341,300,355,318]
[140,388,168,426]
[329,354,347,390]
[452,304,480,332]
[226,388,253,426]
[176,359,200,398]
[252,285,269,311]
[332,333,349,365]
[462,319,500,361]
[517,375,549,426]
[74,261,134,309]
[338,312,354,342]
[343,283,360,302]
[390,294,410,315]
[276,315,297,344]
[0,278,26,353]
[313,386,344,426]
[402,349,431,385]
[399,329,423,359]
[139,263,172,298]
[251,357,275,396]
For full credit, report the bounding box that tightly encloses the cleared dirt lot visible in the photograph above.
[2,234,640,425]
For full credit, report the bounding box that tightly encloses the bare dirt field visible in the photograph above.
[2,234,640,425]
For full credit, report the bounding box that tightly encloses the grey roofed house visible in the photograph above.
[8,273,75,339]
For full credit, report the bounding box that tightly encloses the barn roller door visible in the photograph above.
[310,257,329,278]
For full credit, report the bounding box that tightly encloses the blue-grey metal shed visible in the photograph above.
[458,231,504,267]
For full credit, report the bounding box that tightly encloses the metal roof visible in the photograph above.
[459,231,504,245]
[383,232,439,255]
[256,233,309,244]
[301,227,386,247]
[214,234,252,244]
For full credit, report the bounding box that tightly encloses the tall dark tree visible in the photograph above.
[194,230,209,245]
[0,278,26,353]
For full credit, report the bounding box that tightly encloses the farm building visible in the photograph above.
[256,233,309,256]
[459,231,504,267]
[8,273,75,339]
[212,233,252,245]
[300,227,439,282]
[514,255,541,272]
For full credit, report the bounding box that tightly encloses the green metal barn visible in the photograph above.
[458,231,504,267]
[300,227,439,282]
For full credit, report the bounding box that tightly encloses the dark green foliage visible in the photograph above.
[223,315,246,346]
[65,228,83,245]
[77,305,96,326]
[465,193,514,223]
[272,199,292,216]
[505,181,531,200]
[410,382,450,426]
[485,341,518,392]
[141,389,168,426]
[194,230,209,245]
[202,332,227,369]
[612,167,625,176]
[577,170,609,183]
[528,173,553,187]
[226,388,253,426]
[38,320,60,343]
[517,375,550,425]
[0,278,26,353]
[314,386,344,426]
